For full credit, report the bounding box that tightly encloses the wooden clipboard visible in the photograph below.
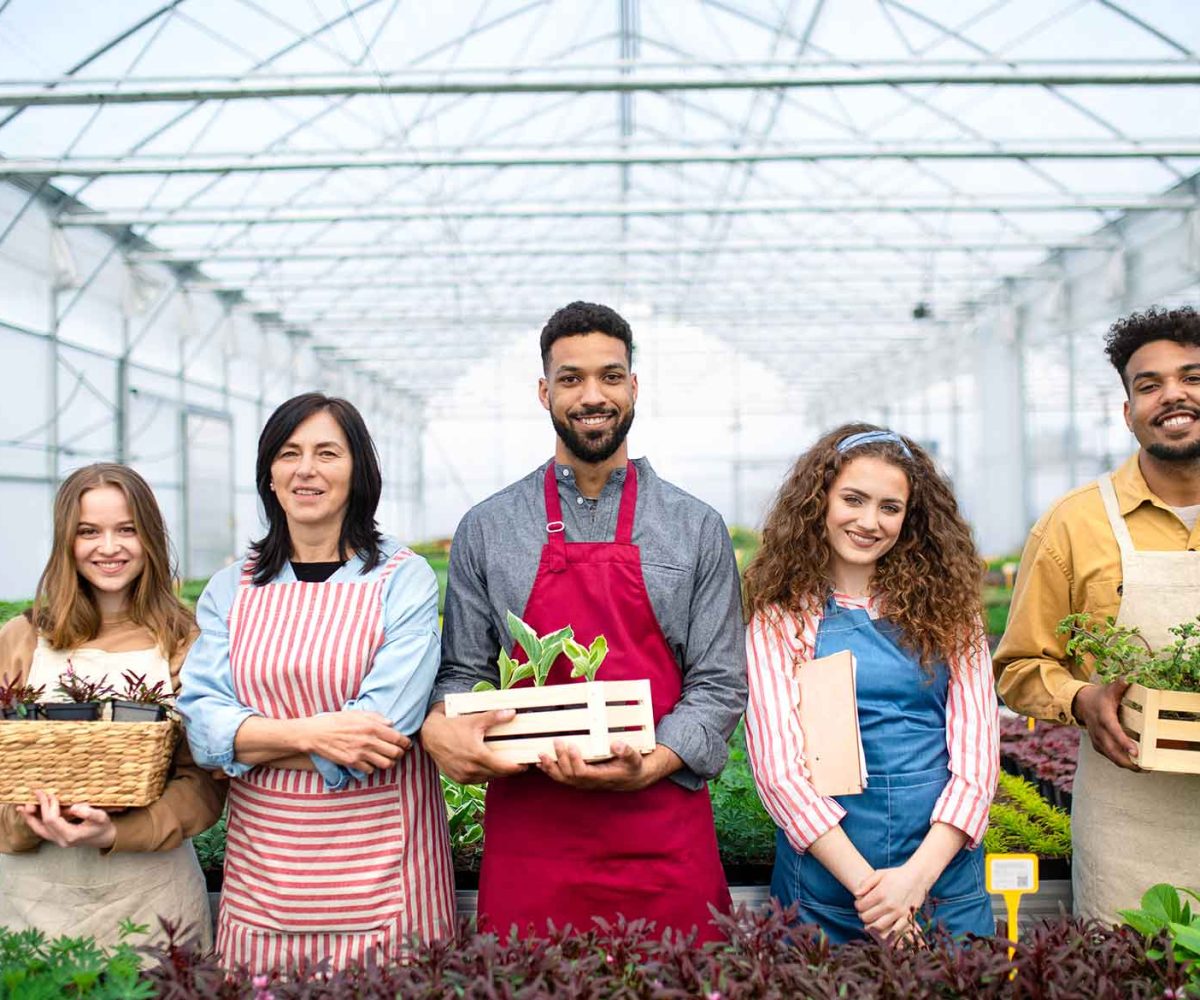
[795,649,867,797]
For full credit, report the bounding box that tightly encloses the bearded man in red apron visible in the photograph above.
[422,301,746,941]
[995,307,1200,921]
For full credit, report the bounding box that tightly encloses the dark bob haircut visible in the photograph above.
[249,392,383,585]
[539,301,634,371]
[1105,306,1200,390]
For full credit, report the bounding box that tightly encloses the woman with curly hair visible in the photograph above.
[744,424,998,943]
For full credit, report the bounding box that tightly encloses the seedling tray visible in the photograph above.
[1119,683,1200,774]
[444,679,655,764]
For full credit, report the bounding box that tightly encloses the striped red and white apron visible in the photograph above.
[216,550,455,974]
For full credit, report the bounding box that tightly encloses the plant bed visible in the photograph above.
[1119,683,1200,774]
[9,902,1194,999]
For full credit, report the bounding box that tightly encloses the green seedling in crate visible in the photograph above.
[472,611,575,692]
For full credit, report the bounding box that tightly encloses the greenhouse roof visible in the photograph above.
[2,0,1199,402]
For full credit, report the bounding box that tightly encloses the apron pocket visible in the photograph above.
[223,779,406,934]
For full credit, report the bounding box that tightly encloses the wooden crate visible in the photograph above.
[1118,683,1200,774]
[443,679,655,764]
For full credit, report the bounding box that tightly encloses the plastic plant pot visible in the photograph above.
[40,701,102,721]
[1,704,41,720]
[110,700,167,723]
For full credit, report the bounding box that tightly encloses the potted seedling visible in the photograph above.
[444,611,655,765]
[1060,613,1200,774]
[110,670,172,722]
[0,676,44,720]
[43,663,112,721]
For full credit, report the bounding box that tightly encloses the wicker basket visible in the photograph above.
[0,719,179,807]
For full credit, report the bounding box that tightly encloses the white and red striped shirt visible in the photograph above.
[745,594,998,854]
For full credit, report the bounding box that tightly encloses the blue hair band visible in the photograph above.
[835,429,913,460]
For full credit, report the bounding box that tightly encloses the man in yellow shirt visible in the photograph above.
[994,306,1200,922]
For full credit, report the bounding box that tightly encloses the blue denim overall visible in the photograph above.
[770,597,993,943]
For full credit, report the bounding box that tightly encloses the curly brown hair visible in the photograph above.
[1104,306,1200,389]
[743,423,984,673]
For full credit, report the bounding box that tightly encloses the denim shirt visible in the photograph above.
[179,537,441,791]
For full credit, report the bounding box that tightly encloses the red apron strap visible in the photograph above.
[542,463,567,572]
[614,462,637,544]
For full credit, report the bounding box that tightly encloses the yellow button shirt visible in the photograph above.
[993,451,1200,724]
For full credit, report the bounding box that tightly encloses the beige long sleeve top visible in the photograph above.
[0,613,226,854]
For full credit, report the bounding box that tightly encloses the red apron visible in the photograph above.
[477,462,730,941]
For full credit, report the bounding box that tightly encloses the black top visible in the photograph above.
[290,560,346,583]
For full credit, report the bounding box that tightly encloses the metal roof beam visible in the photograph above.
[57,192,1200,226]
[134,236,1111,263]
[8,140,1200,177]
[4,61,1200,107]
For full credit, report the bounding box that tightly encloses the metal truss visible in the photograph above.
[8,139,1200,177]
[57,192,1200,227]
[4,61,1200,107]
[133,236,1114,265]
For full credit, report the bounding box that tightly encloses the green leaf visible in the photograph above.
[472,680,497,692]
[1142,883,1186,925]
[506,611,543,664]
[1167,920,1200,959]
[563,638,593,680]
[498,649,518,689]
[588,635,608,671]
[510,660,535,686]
[1119,908,1166,937]
[532,625,574,685]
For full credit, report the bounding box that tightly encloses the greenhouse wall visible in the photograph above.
[0,180,420,599]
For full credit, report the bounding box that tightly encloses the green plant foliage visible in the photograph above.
[1060,613,1200,693]
[192,810,226,873]
[563,635,608,683]
[984,585,1012,636]
[0,921,153,999]
[441,775,486,851]
[982,773,1072,858]
[708,720,776,864]
[1119,882,1200,995]
[0,600,31,626]
[505,611,573,687]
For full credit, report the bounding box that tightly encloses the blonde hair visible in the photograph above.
[33,463,193,658]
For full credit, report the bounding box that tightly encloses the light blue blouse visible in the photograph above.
[179,537,441,792]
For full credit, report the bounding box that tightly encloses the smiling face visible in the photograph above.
[538,332,637,465]
[824,455,910,591]
[1123,339,1200,463]
[269,409,353,533]
[73,485,146,613]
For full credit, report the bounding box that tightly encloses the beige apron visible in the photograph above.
[0,641,212,949]
[1071,474,1200,922]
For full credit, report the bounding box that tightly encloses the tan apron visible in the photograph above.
[0,641,212,949]
[1071,475,1200,922]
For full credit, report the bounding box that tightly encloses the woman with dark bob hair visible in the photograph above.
[743,424,998,944]
[0,463,223,948]
[180,393,453,973]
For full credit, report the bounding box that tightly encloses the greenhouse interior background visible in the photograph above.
[1,0,1199,598]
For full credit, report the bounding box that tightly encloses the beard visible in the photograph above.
[551,405,635,464]
[1146,438,1200,462]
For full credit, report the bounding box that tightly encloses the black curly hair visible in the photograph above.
[540,301,634,371]
[1105,306,1200,390]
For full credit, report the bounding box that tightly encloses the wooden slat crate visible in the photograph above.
[444,679,655,764]
[1118,683,1200,774]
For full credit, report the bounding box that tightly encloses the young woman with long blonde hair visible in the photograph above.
[0,463,224,948]
[744,424,998,943]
